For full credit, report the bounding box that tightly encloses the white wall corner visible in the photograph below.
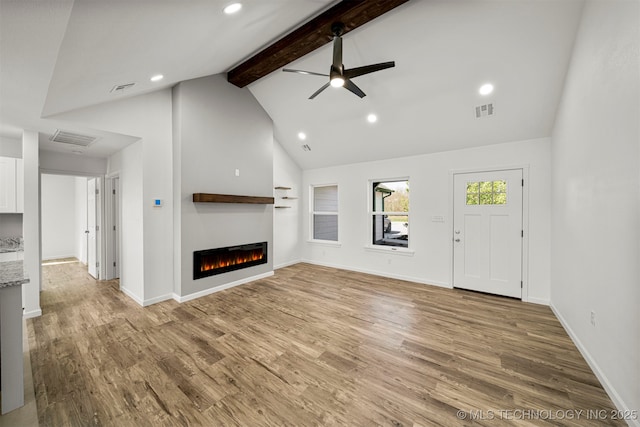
[142,294,174,307]
[274,259,302,270]
[550,303,639,427]
[524,296,549,306]
[120,286,144,307]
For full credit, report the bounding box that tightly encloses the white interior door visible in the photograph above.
[87,178,98,279]
[453,169,523,298]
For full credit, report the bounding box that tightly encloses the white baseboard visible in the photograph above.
[173,271,275,303]
[122,288,172,307]
[121,286,144,306]
[550,302,639,427]
[274,259,302,270]
[525,296,549,306]
[23,308,42,319]
[42,254,76,261]
[301,259,451,289]
[142,293,173,307]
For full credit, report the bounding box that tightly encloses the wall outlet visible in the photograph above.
[235,169,240,177]
[590,310,596,326]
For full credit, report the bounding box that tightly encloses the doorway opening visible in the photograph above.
[39,173,121,283]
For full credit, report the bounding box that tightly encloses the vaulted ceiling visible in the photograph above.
[0,0,584,169]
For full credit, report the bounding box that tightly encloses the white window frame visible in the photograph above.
[309,184,340,245]
[367,177,413,253]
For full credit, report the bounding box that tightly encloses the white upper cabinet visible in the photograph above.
[0,156,23,213]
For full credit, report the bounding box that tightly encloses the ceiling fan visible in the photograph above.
[283,22,395,99]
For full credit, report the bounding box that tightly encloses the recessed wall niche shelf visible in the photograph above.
[192,193,274,204]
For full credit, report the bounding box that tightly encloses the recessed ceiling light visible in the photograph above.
[224,3,242,14]
[367,114,378,123]
[150,74,164,82]
[298,132,307,140]
[479,83,494,95]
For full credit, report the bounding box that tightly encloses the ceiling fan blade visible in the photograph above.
[309,82,331,99]
[283,69,329,77]
[332,36,343,69]
[344,79,366,98]
[343,61,395,79]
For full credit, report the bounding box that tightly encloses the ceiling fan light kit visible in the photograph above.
[283,22,395,99]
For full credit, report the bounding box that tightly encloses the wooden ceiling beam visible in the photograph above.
[227,0,409,88]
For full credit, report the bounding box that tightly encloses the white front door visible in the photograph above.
[87,178,98,279]
[453,169,523,298]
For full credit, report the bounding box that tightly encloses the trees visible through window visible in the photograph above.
[311,185,338,241]
[372,180,409,248]
[466,180,507,205]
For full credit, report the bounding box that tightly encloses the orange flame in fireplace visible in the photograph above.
[200,249,264,272]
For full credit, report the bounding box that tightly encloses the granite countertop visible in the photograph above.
[0,237,23,253]
[0,260,29,289]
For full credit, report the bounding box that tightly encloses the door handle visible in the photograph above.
[454,238,461,242]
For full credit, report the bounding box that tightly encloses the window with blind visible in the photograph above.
[311,185,338,242]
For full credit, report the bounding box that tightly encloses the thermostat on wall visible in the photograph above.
[153,199,162,207]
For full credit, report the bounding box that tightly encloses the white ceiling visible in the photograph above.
[0,0,584,168]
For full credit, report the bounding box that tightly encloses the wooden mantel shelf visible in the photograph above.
[193,193,274,204]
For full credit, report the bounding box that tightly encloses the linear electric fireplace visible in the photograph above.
[193,242,267,280]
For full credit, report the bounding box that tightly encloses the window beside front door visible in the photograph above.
[371,179,409,248]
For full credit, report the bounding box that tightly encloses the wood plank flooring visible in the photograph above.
[27,261,623,426]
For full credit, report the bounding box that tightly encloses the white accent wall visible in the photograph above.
[302,137,551,303]
[273,139,302,269]
[172,74,274,298]
[550,0,639,420]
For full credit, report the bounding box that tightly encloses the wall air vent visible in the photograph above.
[50,130,99,147]
[302,144,311,151]
[475,103,495,118]
[110,82,136,93]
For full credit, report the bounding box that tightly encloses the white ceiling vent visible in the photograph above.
[475,103,495,118]
[50,130,99,147]
[110,82,136,93]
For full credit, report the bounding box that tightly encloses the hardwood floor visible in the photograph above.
[27,261,623,426]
